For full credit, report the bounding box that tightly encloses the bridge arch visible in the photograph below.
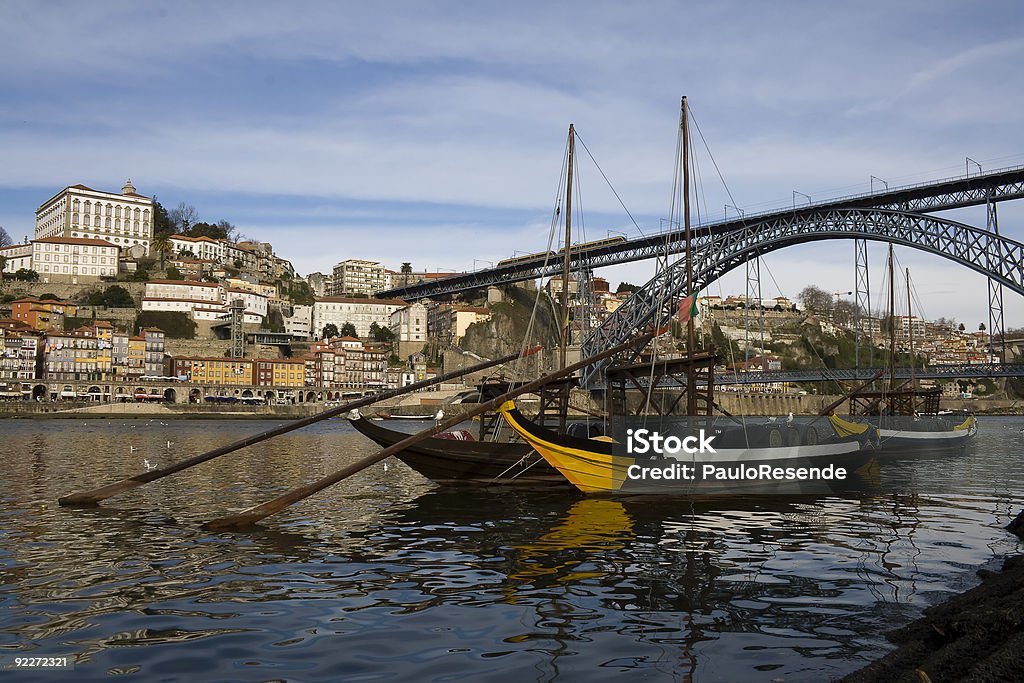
[583,208,1024,382]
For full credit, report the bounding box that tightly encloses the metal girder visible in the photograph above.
[378,165,1024,301]
[716,362,1024,384]
[580,207,1024,385]
[591,363,1024,388]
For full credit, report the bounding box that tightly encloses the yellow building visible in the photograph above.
[127,336,147,379]
[172,357,254,385]
[255,359,305,387]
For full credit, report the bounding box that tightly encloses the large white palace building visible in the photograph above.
[35,179,154,256]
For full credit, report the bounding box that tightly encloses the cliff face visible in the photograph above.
[459,287,559,361]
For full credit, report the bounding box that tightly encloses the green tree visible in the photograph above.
[340,322,358,338]
[165,265,184,281]
[401,262,412,286]
[369,322,395,342]
[87,285,134,307]
[14,268,39,282]
[131,268,150,282]
[0,255,6,275]
[616,281,640,294]
[322,323,339,339]
[151,231,173,269]
[0,225,11,248]
[151,199,177,235]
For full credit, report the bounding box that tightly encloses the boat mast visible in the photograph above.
[887,243,896,393]
[682,97,697,415]
[907,267,916,392]
[560,124,575,374]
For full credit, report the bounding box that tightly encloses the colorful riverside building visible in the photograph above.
[254,359,305,388]
[10,298,77,332]
[0,322,43,385]
[42,324,166,381]
[171,357,254,385]
[171,357,305,388]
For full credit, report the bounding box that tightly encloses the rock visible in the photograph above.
[1006,510,1024,540]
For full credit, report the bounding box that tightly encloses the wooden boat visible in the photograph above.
[495,99,879,496]
[843,251,978,456]
[348,414,569,486]
[498,402,877,495]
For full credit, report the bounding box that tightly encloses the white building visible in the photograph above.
[284,305,313,339]
[32,237,119,283]
[390,302,427,343]
[331,259,391,296]
[169,235,226,262]
[312,297,407,338]
[36,180,153,256]
[0,243,33,274]
[141,280,268,325]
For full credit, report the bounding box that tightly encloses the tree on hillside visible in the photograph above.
[322,323,339,339]
[401,262,412,287]
[616,282,640,294]
[165,265,184,281]
[169,202,199,232]
[217,220,238,242]
[87,285,134,308]
[0,255,6,275]
[183,221,232,240]
[14,268,38,282]
[0,225,11,248]
[151,200,177,235]
[151,231,173,269]
[798,285,833,315]
[340,322,358,338]
[369,321,394,342]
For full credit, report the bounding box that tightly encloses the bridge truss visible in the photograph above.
[580,208,1024,385]
[378,166,1024,300]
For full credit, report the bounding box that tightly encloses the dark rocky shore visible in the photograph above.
[841,513,1024,682]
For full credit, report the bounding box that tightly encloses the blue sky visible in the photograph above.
[1,1,1023,326]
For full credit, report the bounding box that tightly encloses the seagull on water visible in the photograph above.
[129,445,138,453]
[383,462,389,472]
[166,440,173,448]
[144,458,155,471]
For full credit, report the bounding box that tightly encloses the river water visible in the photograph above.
[0,417,1021,682]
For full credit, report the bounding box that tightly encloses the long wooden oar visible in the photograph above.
[58,347,542,506]
[817,369,887,416]
[204,331,656,530]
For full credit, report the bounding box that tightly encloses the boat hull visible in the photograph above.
[842,414,977,457]
[498,403,877,496]
[349,416,568,486]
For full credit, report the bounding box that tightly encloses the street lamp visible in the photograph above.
[966,157,982,176]
[725,204,745,220]
[870,175,888,194]
[792,190,811,209]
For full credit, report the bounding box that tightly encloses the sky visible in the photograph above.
[1,0,1023,327]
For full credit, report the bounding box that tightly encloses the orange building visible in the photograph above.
[10,298,77,331]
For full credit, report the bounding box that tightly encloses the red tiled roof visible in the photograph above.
[142,297,225,306]
[147,279,220,288]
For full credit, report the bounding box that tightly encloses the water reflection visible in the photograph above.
[0,418,1021,681]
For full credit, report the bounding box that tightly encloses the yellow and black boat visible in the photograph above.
[498,402,877,496]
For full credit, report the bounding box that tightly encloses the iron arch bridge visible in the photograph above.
[579,207,1024,385]
[377,165,1024,301]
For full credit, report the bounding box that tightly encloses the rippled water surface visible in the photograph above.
[1,416,1022,681]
